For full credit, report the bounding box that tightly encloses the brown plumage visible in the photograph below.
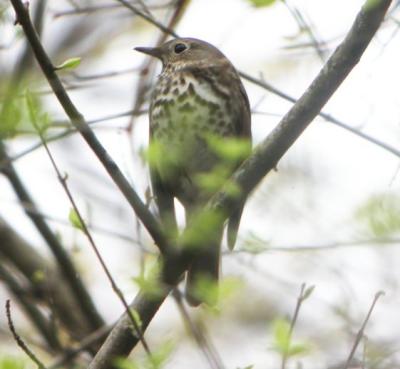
[135,38,251,306]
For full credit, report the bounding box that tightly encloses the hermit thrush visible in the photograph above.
[135,38,251,306]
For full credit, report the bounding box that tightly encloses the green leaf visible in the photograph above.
[287,343,310,357]
[131,257,163,297]
[145,141,183,183]
[356,193,400,237]
[0,356,27,369]
[55,57,81,70]
[271,318,311,359]
[241,232,270,254]
[302,285,315,300]
[114,357,140,369]
[190,276,244,308]
[181,208,225,249]
[194,166,241,197]
[0,97,22,137]
[25,90,51,134]
[247,0,276,8]
[25,90,38,126]
[219,277,244,303]
[68,208,84,231]
[32,269,45,284]
[129,308,143,330]
[147,340,174,369]
[272,318,291,353]
[114,341,174,369]
[206,135,252,164]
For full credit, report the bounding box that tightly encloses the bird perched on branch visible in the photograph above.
[135,38,251,306]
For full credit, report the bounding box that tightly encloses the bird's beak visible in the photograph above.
[134,46,163,59]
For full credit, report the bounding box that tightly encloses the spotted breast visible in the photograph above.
[150,66,238,206]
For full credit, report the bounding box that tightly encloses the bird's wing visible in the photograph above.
[149,115,178,237]
[226,70,252,250]
[149,164,177,237]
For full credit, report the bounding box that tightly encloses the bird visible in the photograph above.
[135,38,251,306]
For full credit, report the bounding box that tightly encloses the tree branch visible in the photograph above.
[344,291,385,368]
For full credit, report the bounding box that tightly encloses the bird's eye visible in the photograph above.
[174,43,187,54]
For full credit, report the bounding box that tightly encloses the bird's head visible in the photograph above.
[134,38,227,69]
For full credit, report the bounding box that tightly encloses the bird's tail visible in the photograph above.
[185,222,224,307]
[227,197,246,250]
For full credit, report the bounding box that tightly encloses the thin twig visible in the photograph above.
[70,67,140,81]
[230,237,400,255]
[52,2,172,18]
[281,0,326,61]
[344,291,385,369]
[30,113,152,355]
[281,283,312,369]
[6,299,47,369]
[172,289,225,369]
[114,0,178,37]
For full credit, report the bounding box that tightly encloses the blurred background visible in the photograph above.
[1,0,400,368]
